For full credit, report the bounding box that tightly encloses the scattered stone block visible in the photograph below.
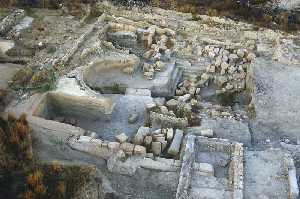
[115,133,128,143]
[168,129,183,156]
[144,135,153,146]
[166,128,174,142]
[133,145,146,157]
[151,141,162,156]
[200,129,214,137]
[133,126,150,145]
[120,142,135,155]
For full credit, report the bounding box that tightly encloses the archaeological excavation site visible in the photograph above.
[1,0,300,198]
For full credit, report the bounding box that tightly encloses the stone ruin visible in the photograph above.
[1,1,300,198]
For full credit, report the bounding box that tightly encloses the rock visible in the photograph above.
[133,126,150,145]
[144,135,153,146]
[196,88,201,94]
[229,53,239,62]
[222,55,229,63]
[188,87,196,95]
[143,49,155,59]
[237,49,245,58]
[143,63,152,72]
[120,142,135,155]
[128,113,139,124]
[225,83,234,90]
[160,106,169,115]
[166,99,179,110]
[166,128,174,142]
[168,129,184,156]
[151,141,162,156]
[115,133,128,143]
[200,129,214,137]
[133,145,146,157]
[161,140,168,151]
[246,52,256,61]
[201,73,210,81]
[146,102,156,111]
[221,62,229,70]
[178,94,191,102]
[194,163,214,176]
[215,76,228,87]
[108,142,120,151]
[214,56,222,67]
[153,134,166,142]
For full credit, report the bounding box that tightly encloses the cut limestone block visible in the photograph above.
[133,145,147,157]
[151,141,162,156]
[133,126,150,145]
[168,129,183,156]
[120,142,135,155]
[115,133,128,143]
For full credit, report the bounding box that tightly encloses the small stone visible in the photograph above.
[134,145,146,157]
[160,106,169,115]
[120,142,135,155]
[161,140,168,151]
[166,128,174,142]
[146,102,156,111]
[153,134,165,142]
[133,126,150,145]
[144,136,153,146]
[189,87,196,95]
[201,73,210,81]
[225,83,234,90]
[237,49,245,58]
[222,55,229,63]
[196,88,201,94]
[128,113,139,124]
[115,133,128,143]
[215,76,228,87]
[143,50,155,59]
[229,53,239,62]
[166,99,179,110]
[246,52,256,61]
[213,48,220,54]
[214,56,222,67]
[200,129,214,137]
[208,51,215,59]
[151,142,162,156]
[178,94,191,102]
[221,62,229,70]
